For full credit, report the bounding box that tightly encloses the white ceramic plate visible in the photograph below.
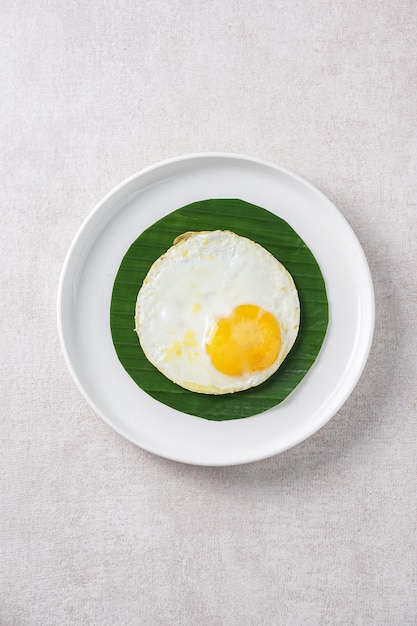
[57,153,374,466]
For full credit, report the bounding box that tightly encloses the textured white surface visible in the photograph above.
[1,1,416,625]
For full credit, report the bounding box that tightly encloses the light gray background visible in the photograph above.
[1,2,416,625]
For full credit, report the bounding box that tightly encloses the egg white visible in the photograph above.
[135,230,300,394]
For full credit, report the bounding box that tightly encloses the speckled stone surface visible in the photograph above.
[1,2,416,624]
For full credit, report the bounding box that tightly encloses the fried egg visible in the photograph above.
[135,230,300,394]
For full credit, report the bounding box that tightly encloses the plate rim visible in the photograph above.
[57,152,375,465]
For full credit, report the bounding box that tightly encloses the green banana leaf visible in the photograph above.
[110,199,328,420]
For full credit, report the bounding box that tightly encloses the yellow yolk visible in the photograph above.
[206,304,281,376]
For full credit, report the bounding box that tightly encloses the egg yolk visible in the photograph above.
[206,304,281,376]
